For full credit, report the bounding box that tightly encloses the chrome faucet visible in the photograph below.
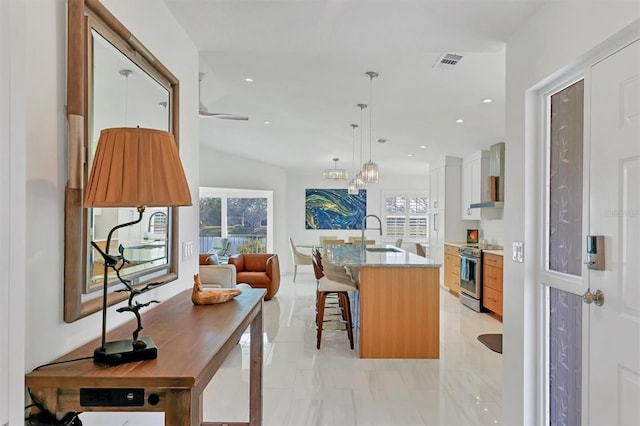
[361,214,383,252]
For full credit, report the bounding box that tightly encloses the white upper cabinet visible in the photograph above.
[461,150,489,220]
[430,165,445,211]
[429,156,470,285]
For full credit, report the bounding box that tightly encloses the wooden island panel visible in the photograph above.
[358,266,440,359]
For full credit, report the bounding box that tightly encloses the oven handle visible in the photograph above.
[460,254,479,262]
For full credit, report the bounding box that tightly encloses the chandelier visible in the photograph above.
[362,71,379,183]
[323,157,349,180]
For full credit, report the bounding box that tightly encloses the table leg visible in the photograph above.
[249,305,263,426]
[164,389,197,426]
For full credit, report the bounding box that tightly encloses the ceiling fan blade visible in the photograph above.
[199,110,249,120]
[198,73,249,121]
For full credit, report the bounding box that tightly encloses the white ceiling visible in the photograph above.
[163,0,547,177]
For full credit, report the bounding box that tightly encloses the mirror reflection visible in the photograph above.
[86,29,172,293]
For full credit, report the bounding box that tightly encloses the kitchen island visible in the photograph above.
[326,244,441,359]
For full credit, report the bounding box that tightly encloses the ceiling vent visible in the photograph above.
[433,53,463,70]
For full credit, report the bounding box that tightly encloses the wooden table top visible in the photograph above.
[26,288,265,390]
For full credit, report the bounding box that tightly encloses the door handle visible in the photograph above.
[583,288,604,306]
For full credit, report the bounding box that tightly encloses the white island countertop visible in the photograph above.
[326,244,440,268]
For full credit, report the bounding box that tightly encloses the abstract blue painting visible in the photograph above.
[305,189,366,230]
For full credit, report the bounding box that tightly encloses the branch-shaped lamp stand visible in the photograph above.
[91,206,161,365]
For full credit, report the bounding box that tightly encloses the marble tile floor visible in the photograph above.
[202,270,504,426]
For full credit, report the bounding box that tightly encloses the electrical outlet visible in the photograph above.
[512,241,524,263]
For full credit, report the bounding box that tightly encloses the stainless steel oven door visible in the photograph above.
[459,255,481,298]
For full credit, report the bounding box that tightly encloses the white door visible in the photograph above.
[588,39,640,425]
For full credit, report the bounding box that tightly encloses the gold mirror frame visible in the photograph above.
[64,0,181,322]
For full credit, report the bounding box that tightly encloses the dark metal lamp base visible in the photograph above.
[93,336,157,366]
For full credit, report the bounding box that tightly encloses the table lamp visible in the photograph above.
[84,127,192,365]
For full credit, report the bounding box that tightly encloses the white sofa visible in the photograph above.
[198,254,251,291]
[199,263,237,288]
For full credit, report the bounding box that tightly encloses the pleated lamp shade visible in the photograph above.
[84,127,192,208]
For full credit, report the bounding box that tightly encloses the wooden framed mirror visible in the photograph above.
[64,0,181,322]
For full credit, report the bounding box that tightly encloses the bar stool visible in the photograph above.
[311,249,356,350]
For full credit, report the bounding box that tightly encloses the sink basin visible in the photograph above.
[365,247,401,253]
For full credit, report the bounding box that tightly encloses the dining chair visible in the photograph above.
[318,235,338,247]
[321,238,345,258]
[349,239,375,246]
[415,243,427,257]
[395,238,403,248]
[288,237,312,283]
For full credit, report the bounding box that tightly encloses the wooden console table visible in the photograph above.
[26,288,266,425]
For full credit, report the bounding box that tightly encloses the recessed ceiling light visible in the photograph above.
[407,154,413,157]
[456,119,464,123]
[263,120,270,125]
[244,77,254,82]
[419,145,427,149]
[482,98,493,103]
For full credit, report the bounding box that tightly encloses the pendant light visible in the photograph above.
[362,71,379,183]
[323,157,349,180]
[355,104,367,189]
[348,123,359,194]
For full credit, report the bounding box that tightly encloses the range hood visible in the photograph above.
[470,142,505,209]
[470,200,504,208]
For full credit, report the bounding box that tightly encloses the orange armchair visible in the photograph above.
[227,253,281,300]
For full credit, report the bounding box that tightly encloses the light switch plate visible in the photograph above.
[182,241,193,261]
[512,241,524,263]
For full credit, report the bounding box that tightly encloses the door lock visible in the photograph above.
[584,235,605,270]
[583,288,604,306]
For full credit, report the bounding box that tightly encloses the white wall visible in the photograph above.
[2,0,27,424]
[20,1,200,424]
[504,3,639,424]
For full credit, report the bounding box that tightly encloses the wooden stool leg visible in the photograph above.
[340,292,348,321]
[316,292,327,349]
[340,292,354,350]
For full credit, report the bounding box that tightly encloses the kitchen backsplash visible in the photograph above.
[480,218,504,246]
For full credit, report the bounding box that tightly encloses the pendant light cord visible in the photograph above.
[369,76,373,161]
[124,75,128,126]
[351,124,357,175]
[358,104,367,166]
[365,71,378,162]
[119,69,133,126]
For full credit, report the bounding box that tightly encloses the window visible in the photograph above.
[199,188,273,256]
[383,193,429,242]
[148,212,168,234]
